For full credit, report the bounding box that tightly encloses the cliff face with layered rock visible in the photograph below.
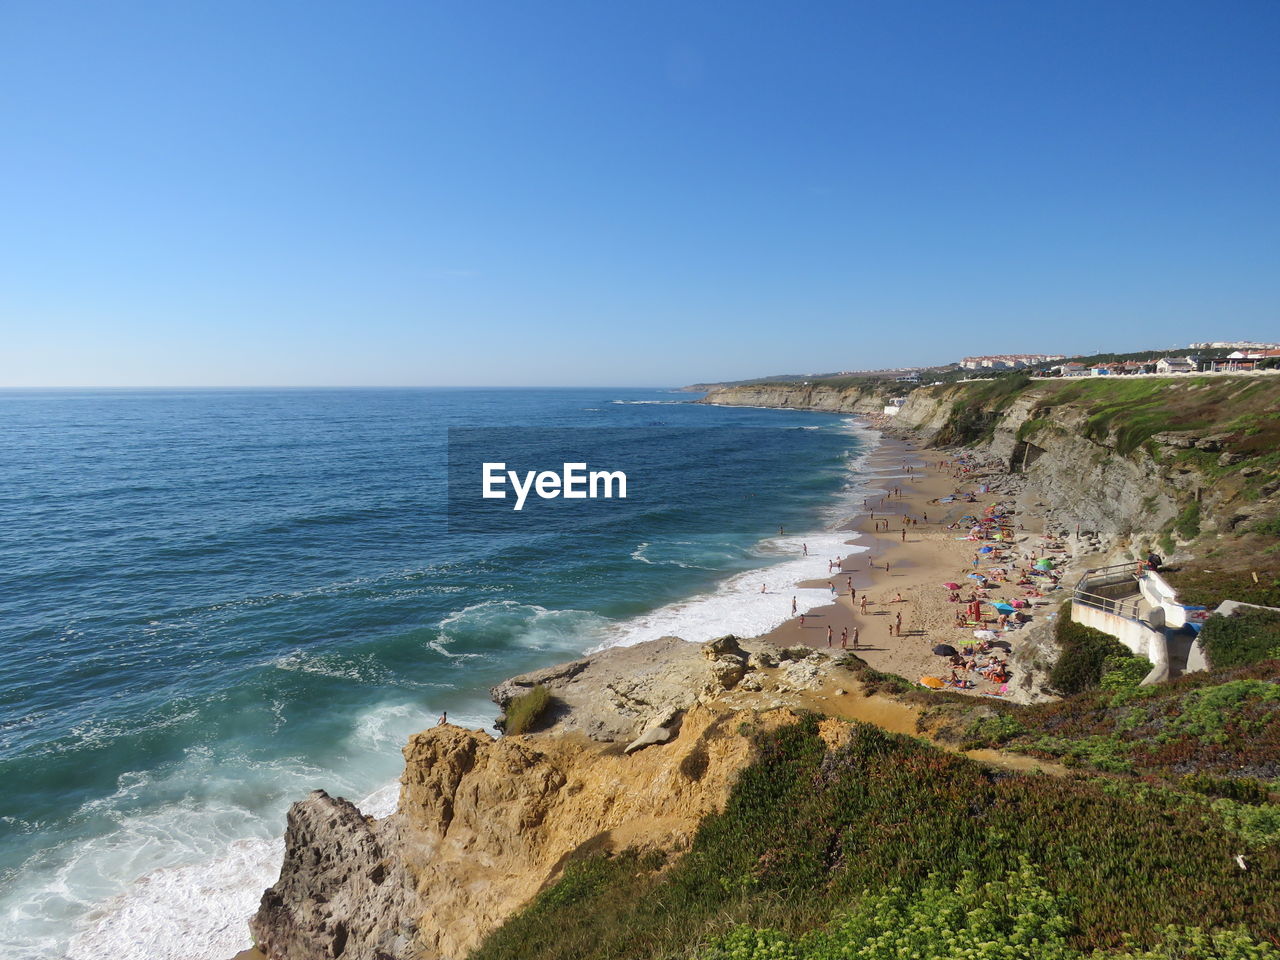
[250,637,841,960]
[708,375,1280,555]
[250,375,1280,960]
[699,381,891,414]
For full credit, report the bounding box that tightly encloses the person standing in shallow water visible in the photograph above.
[791,596,797,615]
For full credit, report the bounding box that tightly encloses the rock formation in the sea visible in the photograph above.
[251,790,415,960]
[250,637,834,960]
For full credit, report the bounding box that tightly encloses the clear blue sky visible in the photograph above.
[2,1,1277,387]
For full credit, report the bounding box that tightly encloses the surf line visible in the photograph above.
[482,462,628,511]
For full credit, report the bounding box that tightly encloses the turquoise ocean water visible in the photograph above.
[0,388,876,959]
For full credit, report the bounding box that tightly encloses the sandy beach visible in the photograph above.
[759,426,1063,698]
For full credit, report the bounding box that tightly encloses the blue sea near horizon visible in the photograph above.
[0,387,877,960]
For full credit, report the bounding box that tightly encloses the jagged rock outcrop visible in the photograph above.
[490,635,762,742]
[251,630,846,960]
[251,790,415,960]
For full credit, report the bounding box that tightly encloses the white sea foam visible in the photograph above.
[601,531,868,649]
[436,600,613,654]
[596,417,883,649]
[5,697,497,960]
[19,415,885,960]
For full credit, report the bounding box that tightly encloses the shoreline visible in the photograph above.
[237,416,1068,960]
[753,423,1069,700]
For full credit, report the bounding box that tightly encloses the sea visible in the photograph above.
[0,387,879,959]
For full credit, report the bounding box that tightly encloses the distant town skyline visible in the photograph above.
[3,2,1277,387]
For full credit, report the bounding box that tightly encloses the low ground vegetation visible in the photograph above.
[501,684,552,735]
[470,718,1279,960]
[1199,609,1280,669]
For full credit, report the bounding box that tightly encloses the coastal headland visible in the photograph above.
[248,375,1280,960]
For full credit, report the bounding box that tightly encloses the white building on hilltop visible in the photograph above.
[958,354,1065,370]
[1189,341,1280,351]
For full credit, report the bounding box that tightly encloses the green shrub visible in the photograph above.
[962,711,1026,747]
[470,719,1280,960]
[1050,605,1136,696]
[1164,565,1280,609]
[1254,514,1280,538]
[1200,610,1280,669]
[1100,655,1153,690]
[1179,773,1274,805]
[697,862,1078,960]
[695,864,1280,959]
[1211,799,1280,849]
[502,684,552,735]
[1174,501,1202,541]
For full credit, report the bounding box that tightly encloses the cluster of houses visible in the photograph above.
[1189,340,1279,351]
[959,354,1066,370]
[1054,348,1280,378]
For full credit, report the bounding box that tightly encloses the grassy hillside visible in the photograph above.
[468,373,1280,960]
[926,375,1280,597]
[470,717,1279,960]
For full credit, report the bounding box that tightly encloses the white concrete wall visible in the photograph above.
[1139,571,1185,628]
[1071,601,1169,685]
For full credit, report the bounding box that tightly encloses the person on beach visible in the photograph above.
[840,626,848,649]
[791,596,797,615]
[860,596,868,614]
[799,613,806,627]
[437,712,448,726]
[803,543,808,556]
[901,529,906,542]
[848,580,854,599]
[895,611,902,634]
[852,626,860,650]
[760,583,766,593]
[826,625,833,647]
[885,562,891,575]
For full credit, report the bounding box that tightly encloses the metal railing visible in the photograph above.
[1073,563,1145,621]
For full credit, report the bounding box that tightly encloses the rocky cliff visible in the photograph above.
[705,375,1280,555]
[250,637,841,960]
[249,375,1280,960]
[699,381,891,414]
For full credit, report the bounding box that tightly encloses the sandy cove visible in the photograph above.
[760,428,1058,698]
